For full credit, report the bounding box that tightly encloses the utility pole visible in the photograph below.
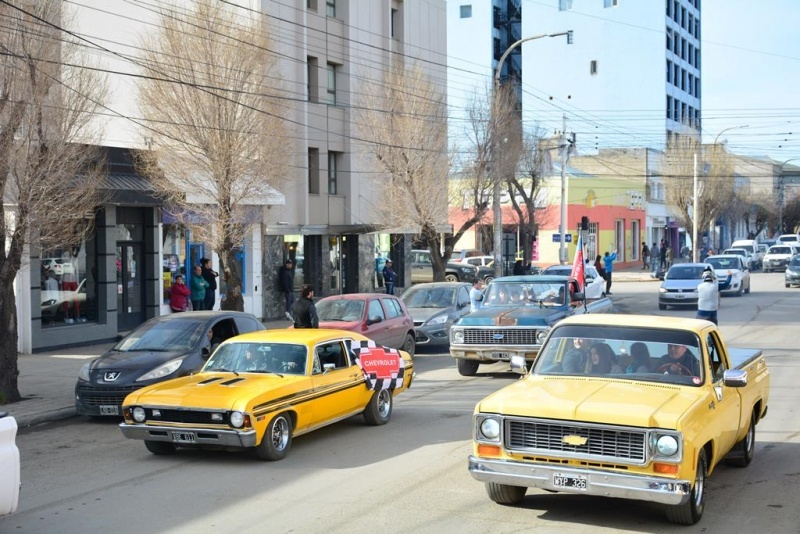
[559,114,568,265]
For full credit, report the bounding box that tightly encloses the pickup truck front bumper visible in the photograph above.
[469,456,691,506]
[450,344,540,362]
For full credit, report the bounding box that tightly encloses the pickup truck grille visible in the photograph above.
[506,419,647,463]
[463,328,540,345]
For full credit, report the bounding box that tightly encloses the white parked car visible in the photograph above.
[763,244,798,272]
[455,255,494,267]
[776,233,800,246]
[541,264,606,299]
[0,412,20,516]
[705,254,751,296]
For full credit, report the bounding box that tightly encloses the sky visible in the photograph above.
[701,0,800,164]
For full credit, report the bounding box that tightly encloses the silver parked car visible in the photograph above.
[763,244,798,272]
[786,255,800,288]
[400,282,471,347]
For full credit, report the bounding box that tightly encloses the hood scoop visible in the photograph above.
[198,377,224,385]
[220,377,245,386]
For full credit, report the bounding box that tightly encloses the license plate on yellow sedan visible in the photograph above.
[171,432,197,444]
[553,473,588,490]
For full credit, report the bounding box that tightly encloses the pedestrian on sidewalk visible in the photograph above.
[603,248,617,295]
[200,257,218,311]
[190,264,209,311]
[383,259,397,295]
[651,242,658,277]
[169,274,191,312]
[659,240,667,269]
[641,242,650,270]
[278,259,295,321]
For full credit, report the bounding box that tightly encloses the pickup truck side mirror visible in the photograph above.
[723,369,747,387]
[571,292,585,303]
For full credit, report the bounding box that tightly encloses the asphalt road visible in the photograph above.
[2,273,799,533]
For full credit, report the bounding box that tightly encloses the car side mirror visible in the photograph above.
[366,316,383,325]
[201,346,211,360]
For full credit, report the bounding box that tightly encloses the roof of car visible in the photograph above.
[317,293,397,301]
[557,314,716,331]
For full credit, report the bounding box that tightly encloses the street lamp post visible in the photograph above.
[492,31,572,276]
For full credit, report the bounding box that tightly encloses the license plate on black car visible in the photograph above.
[99,405,119,416]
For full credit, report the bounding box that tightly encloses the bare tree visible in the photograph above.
[664,136,734,248]
[358,61,474,280]
[0,1,108,403]
[135,0,288,311]
[508,126,551,267]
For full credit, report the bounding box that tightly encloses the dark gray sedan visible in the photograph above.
[400,282,471,347]
[75,311,264,416]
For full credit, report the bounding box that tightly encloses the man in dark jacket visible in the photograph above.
[291,284,319,329]
[200,257,218,311]
[383,259,397,295]
[278,259,295,321]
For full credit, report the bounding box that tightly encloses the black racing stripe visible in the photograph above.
[253,380,366,417]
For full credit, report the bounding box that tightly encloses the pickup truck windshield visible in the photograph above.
[534,325,704,386]
[483,282,566,307]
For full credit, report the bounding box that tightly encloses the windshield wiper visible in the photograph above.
[211,368,239,376]
[249,370,284,378]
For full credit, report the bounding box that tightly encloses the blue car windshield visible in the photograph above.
[402,287,455,308]
[113,319,205,352]
[667,265,705,280]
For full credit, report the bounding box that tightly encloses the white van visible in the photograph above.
[777,234,800,246]
[731,239,758,269]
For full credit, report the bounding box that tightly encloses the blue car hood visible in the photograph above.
[456,306,564,327]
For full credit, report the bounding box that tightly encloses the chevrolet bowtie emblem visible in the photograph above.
[562,435,588,446]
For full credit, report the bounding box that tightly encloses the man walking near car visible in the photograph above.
[291,284,319,329]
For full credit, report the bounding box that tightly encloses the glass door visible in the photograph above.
[116,243,144,331]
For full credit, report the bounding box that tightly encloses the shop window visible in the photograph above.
[40,235,98,327]
[162,224,187,304]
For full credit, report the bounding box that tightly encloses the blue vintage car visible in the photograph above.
[449,275,613,376]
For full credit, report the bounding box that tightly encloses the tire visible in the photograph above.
[255,413,292,461]
[363,389,393,426]
[445,273,459,282]
[401,333,416,356]
[726,414,756,467]
[457,358,479,376]
[658,304,667,310]
[745,281,750,294]
[736,283,743,297]
[484,276,494,285]
[485,482,526,505]
[786,283,791,288]
[665,449,706,525]
[144,440,175,455]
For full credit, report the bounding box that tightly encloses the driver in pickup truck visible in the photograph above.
[658,343,701,376]
[544,286,566,305]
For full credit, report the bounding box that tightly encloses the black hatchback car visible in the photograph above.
[75,311,264,416]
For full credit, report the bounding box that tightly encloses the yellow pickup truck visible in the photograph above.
[468,314,770,525]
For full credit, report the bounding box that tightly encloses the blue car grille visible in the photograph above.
[506,419,647,463]
[463,328,540,345]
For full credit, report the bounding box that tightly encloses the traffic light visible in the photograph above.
[581,216,589,231]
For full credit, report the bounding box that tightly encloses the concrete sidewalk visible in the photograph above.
[4,270,656,429]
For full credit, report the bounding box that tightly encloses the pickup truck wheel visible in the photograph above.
[726,415,756,467]
[402,333,416,356]
[445,273,459,282]
[485,482,526,505]
[665,449,706,525]
[658,304,667,310]
[144,440,175,455]
[457,358,479,376]
[363,389,393,426]
[255,413,292,461]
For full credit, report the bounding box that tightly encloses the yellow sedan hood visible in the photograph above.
[125,372,306,410]
[478,376,704,429]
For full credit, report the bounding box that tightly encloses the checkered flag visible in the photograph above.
[351,339,405,391]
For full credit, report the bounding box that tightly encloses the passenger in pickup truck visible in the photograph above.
[657,343,701,377]
[587,343,622,374]
[561,338,589,373]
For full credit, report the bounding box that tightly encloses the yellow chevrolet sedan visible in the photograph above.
[119,329,414,460]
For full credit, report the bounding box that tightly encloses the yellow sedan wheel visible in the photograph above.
[255,412,293,461]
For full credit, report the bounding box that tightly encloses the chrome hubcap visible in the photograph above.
[378,390,391,418]
[271,417,289,451]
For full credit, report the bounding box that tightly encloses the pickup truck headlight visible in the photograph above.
[656,435,679,456]
[536,330,549,343]
[453,330,464,343]
[426,314,447,326]
[476,415,501,442]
